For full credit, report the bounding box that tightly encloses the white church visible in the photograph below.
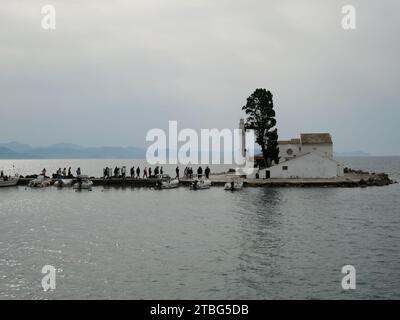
[240,119,344,179]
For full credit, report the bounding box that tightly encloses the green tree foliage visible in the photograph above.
[242,89,279,167]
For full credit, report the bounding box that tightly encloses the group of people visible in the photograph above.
[102,165,211,180]
[39,167,82,178]
[103,165,168,179]
[184,166,211,179]
[55,167,75,178]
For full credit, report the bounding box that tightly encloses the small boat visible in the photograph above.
[0,166,20,188]
[160,178,179,189]
[28,175,52,188]
[154,174,179,189]
[73,175,93,190]
[224,179,243,191]
[190,178,211,190]
[0,176,19,188]
[54,178,73,188]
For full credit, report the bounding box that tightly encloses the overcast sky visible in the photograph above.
[0,0,399,155]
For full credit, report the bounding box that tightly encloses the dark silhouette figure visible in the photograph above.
[197,166,203,178]
[205,166,210,179]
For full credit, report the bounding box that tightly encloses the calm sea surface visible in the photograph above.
[0,157,399,299]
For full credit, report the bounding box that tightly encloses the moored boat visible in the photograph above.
[73,175,93,190]
[154,174,180,189]
[190,178,211,190]
[224,177,243,191]
[28,175,52,188]
[0,176,19,188]
[54,178,73,188]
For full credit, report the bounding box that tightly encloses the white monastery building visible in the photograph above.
[241,120,344,179]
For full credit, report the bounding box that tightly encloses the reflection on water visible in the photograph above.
[0,157,399,299]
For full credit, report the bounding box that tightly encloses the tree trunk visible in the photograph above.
[261,146,269,168]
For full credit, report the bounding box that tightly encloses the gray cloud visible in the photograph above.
[0,0,399,155]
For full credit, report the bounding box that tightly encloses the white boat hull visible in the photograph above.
[161,179,179,189]
[224,181,243,191]
[190,180,211,190]
[73,181,93,190]
[0,178,19,188]
[28,176,52,188]
[54,179,73,187]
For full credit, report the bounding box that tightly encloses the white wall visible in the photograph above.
[278,143,301,161]
[262,153,341,179]
[301,144,333,159]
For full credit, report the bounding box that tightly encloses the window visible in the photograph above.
[282,166,288,171]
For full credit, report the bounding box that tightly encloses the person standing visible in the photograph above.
[160,166,163,175]
[148,167,152,178]
[76,167,81,176]
[205,166,210,179]
[143,167,148,179]
[121,166,126,179]
[197,166,203,179]
[68,167,72,178]
[130,166,135,178]
[103,167,107,179]
[62,168,67,178]
[136,167,140,179]
[175,166,180,179]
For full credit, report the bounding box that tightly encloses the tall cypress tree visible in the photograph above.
[242,88,279,167]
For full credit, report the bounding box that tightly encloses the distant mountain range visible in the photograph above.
[0,141,373,159]
[0,142,146,159]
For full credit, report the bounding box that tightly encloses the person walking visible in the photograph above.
[143,167,148,179]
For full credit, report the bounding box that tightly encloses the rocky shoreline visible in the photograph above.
[207,168,396,188]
